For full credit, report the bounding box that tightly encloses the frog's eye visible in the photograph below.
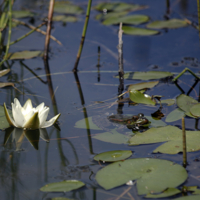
[138,113,144,118]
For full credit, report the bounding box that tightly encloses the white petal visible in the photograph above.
[22,110,35,127]
[11,103,25,128]
[35,102,45,112]
[14,98,22,109]
[39,107,49,127]
[23,99,33,113]
[40,113,61,128]
[3,103,17,127]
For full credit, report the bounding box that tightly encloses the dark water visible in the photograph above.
[1,0,200,199]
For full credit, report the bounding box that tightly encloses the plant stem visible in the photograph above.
[172,67,200,82]
[0,0,12,67]
[182,117,187,167]
[44,0,55,60]
[73,0,93,72]
[9,21,46,46]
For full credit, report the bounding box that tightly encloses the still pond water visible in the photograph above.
[1,0,200,199]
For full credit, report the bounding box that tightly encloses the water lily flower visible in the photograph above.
[4,98,61,130]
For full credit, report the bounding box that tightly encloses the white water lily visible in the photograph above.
[4,98,61,130]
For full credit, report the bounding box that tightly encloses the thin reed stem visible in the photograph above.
[73,0,93,72]
[182,118,187,167]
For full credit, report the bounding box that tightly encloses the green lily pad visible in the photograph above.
[145,116,166,127]
[160,99,175,106]
[40,180,85,192]
[7,51,43,60]
[52,198,74,200]
[165,108,186,122]
[96,158,187,195]
[122,26,159,36]
[129,90,156,105]
[54,3,84,14]
[94,150,132,162]
[176,94,198,118]
[128,81,159,91]
[145,188,181,198]
[95,11,128,21]
[53,15,77,22]
[0,69,10,77]
[174,195,200,200]
[129,125,200,154]
[75,116,102,130]
[93,2,146,12]
[118,71,173,80]
[0,105,11,130]
[103,14,149,25]
[93,129,131,144]
[190,103,200,117]
[147,19,188,29]
[12,10,34,18]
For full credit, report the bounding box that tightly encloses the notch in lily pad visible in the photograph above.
[94,150,132,162]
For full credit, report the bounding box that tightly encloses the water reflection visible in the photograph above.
[3,127,49,151]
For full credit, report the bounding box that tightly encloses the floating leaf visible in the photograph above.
[53,15,77,22]
[0,82,14,88]
[174,195,200,200]
[0,105,11,130]
[12,10,34,18]
[93,129,131,144]
[147,19,188,29]
[94,150,132,162]
[93,2,146,12]
[95,11,128,21]
[160,99,175,106]
[74,116,102,130]
[0,69,10,77]
[96,158,187,195]
[52,198,74,200]
[176,94,198,118]
[190,103,200,117]
[119,71,173,80]
[40,180,85,192]
[7,51,43,60]
[145,116,166,127]
[122,26,159,36]
[103,15,149,25]
[128,81,159,91]
[145,188,181,198]
[165,108,186,122]
[129,125,200,154]
[129,90,156,105]
[54,3,84,14]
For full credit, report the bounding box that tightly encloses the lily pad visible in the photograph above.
[129,125,200,154]
[145,188,181,198]
[103,15,149,25]
[190,103,200,117]
[7,51,43,60]
[174,195,200,200]
[12,10,34,18]
[147,19,188,29]
[52,198,74,200]
[93,129,131,144]
[95,11,128,21]
[40,180,85,192]
[53,15,77,23]
[96,158,187,195]
[93,2,146,12]
[128,81,159,91]
[129,90,156,105]
[54,3,84,15]
[119,71,173,80]
[165,108,186,122]
[122,26,159,36]
[160,99,175,106]
[176,94,198,118]
[0,69,10,77]
[94,150,132,162]
[0,105,11,130]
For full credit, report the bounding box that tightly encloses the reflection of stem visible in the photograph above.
[182,118,187,168]
[173,68,200,82]
[187,79,199,96]
[73,72,94,154]
[44,0,55,60]
[166,0,170,16]
[174,81,185,94]
[20,61,47,84]
[96,46,101,82]
[73,0,93,72]
[197,0,200,37]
